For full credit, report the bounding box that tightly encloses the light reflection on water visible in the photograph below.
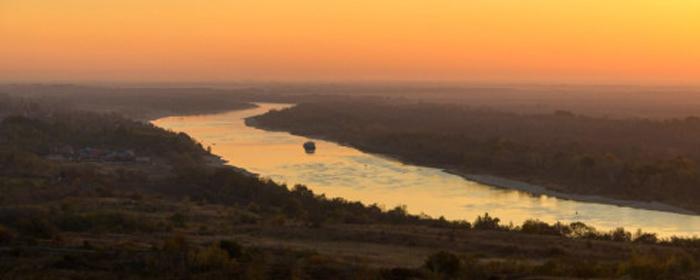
[153,103,700,237]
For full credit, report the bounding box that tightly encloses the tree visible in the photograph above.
[473,213,500,230]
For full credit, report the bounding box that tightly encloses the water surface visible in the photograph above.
[154,103,700,237]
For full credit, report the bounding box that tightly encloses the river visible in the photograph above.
[153,103,700,237]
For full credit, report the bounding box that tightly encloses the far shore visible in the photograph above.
[450,171,698,216]
[136,102,259,122]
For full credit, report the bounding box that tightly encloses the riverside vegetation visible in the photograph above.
[2,94,700,279]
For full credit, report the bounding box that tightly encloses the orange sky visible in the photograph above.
[1,0,699,84]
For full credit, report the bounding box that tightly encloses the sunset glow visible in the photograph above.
[2,0,699,83]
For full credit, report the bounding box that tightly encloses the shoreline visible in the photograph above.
[138,103,258,122]
[203,154,260,178]
[450,171,698,216]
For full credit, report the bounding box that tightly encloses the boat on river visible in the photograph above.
[303,141,316,153]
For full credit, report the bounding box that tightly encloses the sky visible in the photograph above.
[1,0,699,84]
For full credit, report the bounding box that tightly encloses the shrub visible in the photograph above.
[621,251,697,280]
[16,216,56,239]
[219,240,244,259]
[0,208,56,239]
[521,219,562,236]
[633,229,658,244]
[381,268,424,280]
[301,255,350,280]
[169,212,187,228]
[424,251,461,277]
[0,225,15,244]
[191,243,237,271]
[232,211,259,224]
[162,234,189,254]
[55,214,93,232]
[56,211,156,233]
[610,228,631,242]
[568,222,598,239]
[663,236,700,248]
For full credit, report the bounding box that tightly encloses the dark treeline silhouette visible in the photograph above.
[251,101,700,212]
[10,83,700,120]
[0,84,255,120]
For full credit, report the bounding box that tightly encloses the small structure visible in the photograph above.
[47,145,141,162]
[303,141,316,154]
[75,147,137,162]
[104,149,136,162]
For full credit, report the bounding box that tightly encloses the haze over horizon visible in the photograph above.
[2,0,699,85]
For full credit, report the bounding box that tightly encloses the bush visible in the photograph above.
[568,222,598,239]
[191,243,237,271]
[622,251,697,280]
[663,236,700,248]
[521,219,563,236]
[16,216,56,239]
[633,229,658,244]
[56,212,156,233]
[162,234,189,255]
[424,251,461,277]
[381,268,424,280]
[169,213,187,228]
[0,208,56,239]
[0,225,15,244]
[55,214,93,232]
[610,228,631,242]
[219,240,244,259]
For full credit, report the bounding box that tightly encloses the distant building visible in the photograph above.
[47,145,142,162]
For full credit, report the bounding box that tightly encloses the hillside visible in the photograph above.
[0,97,699,279]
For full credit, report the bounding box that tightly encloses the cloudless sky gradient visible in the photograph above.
[1,0,699,83]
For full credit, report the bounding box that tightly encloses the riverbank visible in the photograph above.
[138,102,258,122]
[203,154,260,177]
[453,172,698,216]
[378,150,700,216]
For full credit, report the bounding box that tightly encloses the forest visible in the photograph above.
[251,101,700,213]
[0,85,254,120]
